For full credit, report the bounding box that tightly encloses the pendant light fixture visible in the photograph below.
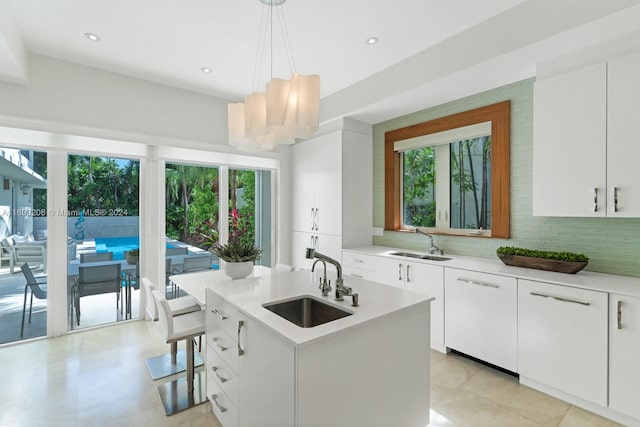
[228,0,320,152]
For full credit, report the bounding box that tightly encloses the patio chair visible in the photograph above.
[20,263,47,337]
[125,263,140,319]
[168,253,212,298]
[73,263,121,326]
[80,252,113,263]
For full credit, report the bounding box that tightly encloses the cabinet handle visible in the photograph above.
[210,307,228,320]
[211,337,228,352]
[353,258,364,264]
[211,394,227,413]
[456,277,499,288]
[594,188,598,212]
[310,208,315,230]
[350,274,363,279]
[406,264,411,283]
[617,300,623,330]
[614,187,619,213]
[211,366,228,383]
[398,263,403,281]
[237,320,245,356]
[529,291,591,306]
[315,208,319,231]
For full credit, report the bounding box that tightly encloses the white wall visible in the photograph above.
[0,54,231,150]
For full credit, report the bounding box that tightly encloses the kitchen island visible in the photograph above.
[172,268,433,427]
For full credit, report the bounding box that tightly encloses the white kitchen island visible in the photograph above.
[171,268,433,427]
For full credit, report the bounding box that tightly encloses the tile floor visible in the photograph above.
[0,320,622,427]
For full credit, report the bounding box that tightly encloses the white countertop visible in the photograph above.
[345,245,640,298]
[170,267,433,346]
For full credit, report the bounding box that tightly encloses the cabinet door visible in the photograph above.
[291,231,315,270]
[311,133,342,236]
[607,52,640,217]
[371,256,406,289]
[445,268,517,372]
[532,62,607,216]
[238,316,295,427]
[518,280,607,406]
[609,294,640,419]
[291,140,317,233]
[406,263,445,350]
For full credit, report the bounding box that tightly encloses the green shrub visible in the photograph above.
[497,246,589,262]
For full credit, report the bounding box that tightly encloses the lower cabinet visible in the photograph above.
[518,279,608,406]
[444,268,517,372]
[609,293,640,420]
[342,250,445,352]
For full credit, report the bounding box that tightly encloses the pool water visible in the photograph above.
[95,236,140,260]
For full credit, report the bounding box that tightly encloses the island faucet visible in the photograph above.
[415,228,444,255]
[311,258,331,296]
[305,248,358,306]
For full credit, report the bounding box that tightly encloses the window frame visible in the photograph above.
[384,101,510,238]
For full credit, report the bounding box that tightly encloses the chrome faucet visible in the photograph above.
[311,258,331,296]
[415,228,444,255]
[305,248,358,306]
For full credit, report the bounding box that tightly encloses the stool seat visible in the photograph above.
[142,277,203,380]
[152,289,207,415]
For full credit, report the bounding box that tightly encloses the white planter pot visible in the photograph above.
[224,261,254,280]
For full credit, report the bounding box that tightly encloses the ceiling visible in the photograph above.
[1,0,640,126]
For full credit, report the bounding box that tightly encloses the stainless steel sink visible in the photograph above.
[263,296,352,328]
[388,251,452,261]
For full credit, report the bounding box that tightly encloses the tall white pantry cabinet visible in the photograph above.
[533,51,640,217]
[291,118,373,270]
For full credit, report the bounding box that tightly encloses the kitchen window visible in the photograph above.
[385,101,510,238]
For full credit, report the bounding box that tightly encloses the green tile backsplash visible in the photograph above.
[372,78,640,277]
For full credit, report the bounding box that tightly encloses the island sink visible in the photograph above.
[263,295,352,328]
[389,251,452,261]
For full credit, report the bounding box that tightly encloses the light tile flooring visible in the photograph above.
[0,320,622,427]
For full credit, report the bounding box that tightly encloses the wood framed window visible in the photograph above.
[384,100,510,238]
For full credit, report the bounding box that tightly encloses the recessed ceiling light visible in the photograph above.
[201,67,212,74]
[366,37,379,45]
[84,32,101,42]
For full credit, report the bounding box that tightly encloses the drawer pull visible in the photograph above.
[530,291,591,306]
[614,187,619,213]
[353,258,364,264]
[211,307,228,320]
[350,274,363,279]
[211,366,228,383]
[238,320,245,356]
[211,337,228,352]
[594,187,598,212]
[211,394,227,413]
[617,300,623,330]
[457,277,499,288]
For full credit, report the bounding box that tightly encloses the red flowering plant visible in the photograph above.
[208,209,261,262]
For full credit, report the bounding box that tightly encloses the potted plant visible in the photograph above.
[209,211,262,279]
[125,248,139,265]
[496,246,589,274]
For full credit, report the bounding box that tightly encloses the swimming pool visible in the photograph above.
[95,236,140,260]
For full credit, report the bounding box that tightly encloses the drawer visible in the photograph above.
[208,376,239,427]
[207,343,239,404]
[208,327,240,374]
[207,290,241,338]
[342,251,375,272]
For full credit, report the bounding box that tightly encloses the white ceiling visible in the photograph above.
[1,0,640,126]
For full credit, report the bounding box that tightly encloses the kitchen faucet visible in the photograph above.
[311,258,331,296]
[305,248,358,306]
[415,228,444,255]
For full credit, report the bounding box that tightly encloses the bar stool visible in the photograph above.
[152,289,207,415]
[142,277,203,380]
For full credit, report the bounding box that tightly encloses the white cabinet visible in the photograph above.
[609,293,640,420]
[518,279,608,406]
[343,250,445,352]
[444,268,517,372]
[533,51,640,217]
[606,52,640,217]
[290,121,373,269]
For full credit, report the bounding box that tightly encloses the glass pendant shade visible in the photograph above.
[284,72,320,139]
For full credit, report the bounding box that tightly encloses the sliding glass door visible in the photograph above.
[0,147,48,344]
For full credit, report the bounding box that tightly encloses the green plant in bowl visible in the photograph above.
[496,246,589,274]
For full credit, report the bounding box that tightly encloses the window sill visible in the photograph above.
[391,228,492,238]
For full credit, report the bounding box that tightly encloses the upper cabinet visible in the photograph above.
[533,51,640,217]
